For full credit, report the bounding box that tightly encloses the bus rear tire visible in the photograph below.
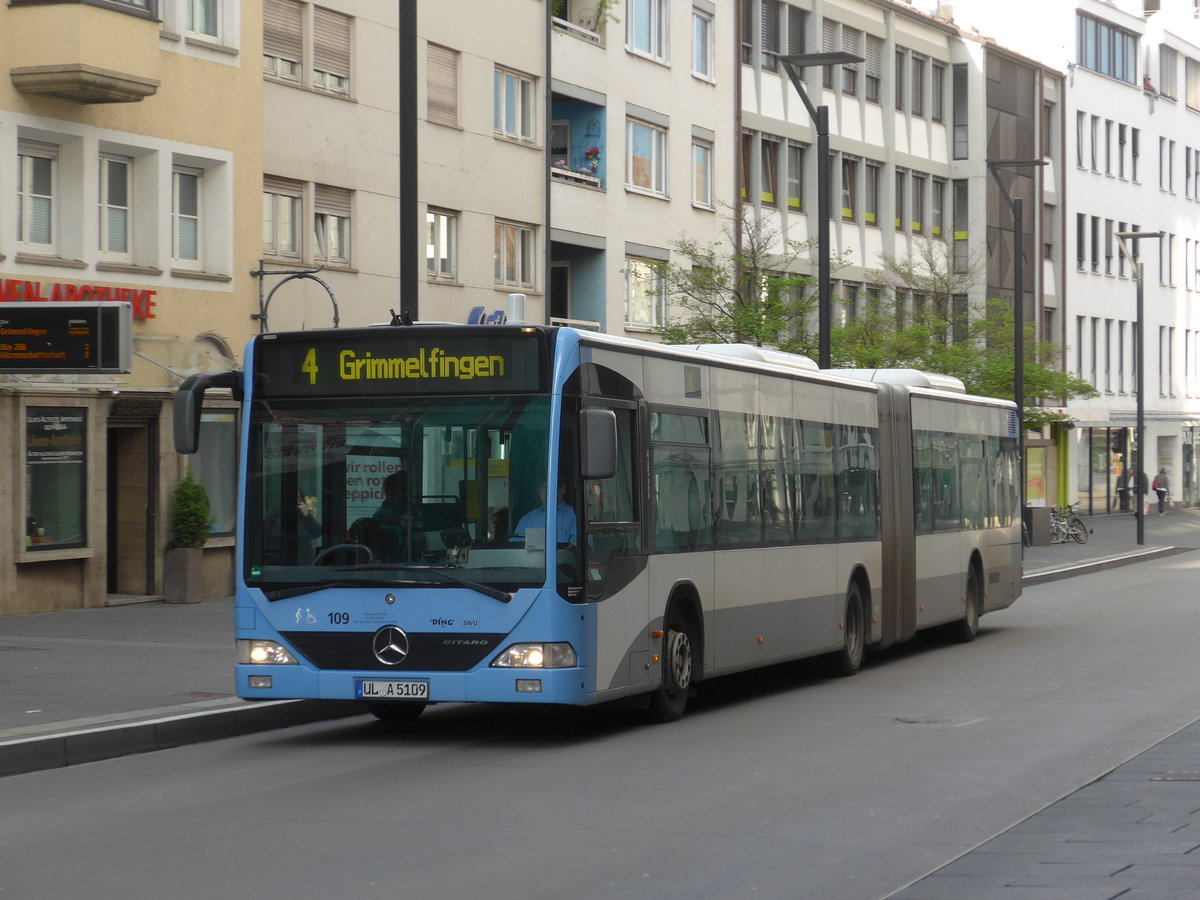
[825,582,865,677]
[365,700,427,723]
[648,607,695,723]
[944,565,982,644]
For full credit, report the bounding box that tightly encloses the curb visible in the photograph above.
[0,699,362,779]
[1022,546,1192,587]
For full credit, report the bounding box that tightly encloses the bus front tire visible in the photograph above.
[648,608,695,723]
[826,582,865,677]
[365,700,427,723]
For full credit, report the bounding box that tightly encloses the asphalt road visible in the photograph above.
[2,552,1199,900]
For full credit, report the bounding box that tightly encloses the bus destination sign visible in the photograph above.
[255,329,546,397]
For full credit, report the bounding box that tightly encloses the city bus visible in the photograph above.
[175,323,1021,722]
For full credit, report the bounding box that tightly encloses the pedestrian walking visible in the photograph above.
[1152,468,1170,516]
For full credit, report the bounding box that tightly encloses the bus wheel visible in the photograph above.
[365,700,427,723]
[944,565,982,644]
[826,582,865,677]
[648,607,695,723]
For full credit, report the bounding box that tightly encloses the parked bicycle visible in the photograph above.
[1049,504,1089,544]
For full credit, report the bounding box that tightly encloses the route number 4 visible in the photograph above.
[302,348,318,385]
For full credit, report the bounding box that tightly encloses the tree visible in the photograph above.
[647,207,847,350]
[837,238,1097,429]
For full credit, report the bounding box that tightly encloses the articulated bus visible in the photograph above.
[175,324,1021,722]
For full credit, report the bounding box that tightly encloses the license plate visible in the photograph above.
[355,679,429,700]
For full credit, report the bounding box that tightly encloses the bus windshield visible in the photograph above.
[244,393,561,595]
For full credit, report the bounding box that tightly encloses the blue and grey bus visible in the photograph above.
[175,324,1021,722]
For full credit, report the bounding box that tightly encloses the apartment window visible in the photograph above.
[1076,112,1086,168]
[314,185,351,265]
[311,7,351,93]
[1118,123,1127,178]
[1075,317,1085,379]
[1090,216,1100,272]
[262,176,302,259]
[952,64,968,159]
[1105,219,1113,274]
[1090,116,1099,171]
[911,173,925,233]
[426,44,459,127]
[952,179,969,271]
[693,8,714,80]
[98,155,131,260]
[786,142,805,210]
[17,142,56,252]
[1076,213,1087,270]
[841,283,860,324]
[495,221,536,289]
[263,1,351,95]
[1132,127,1140,181]
[894,168,906,231]
[822,20,837,88]
[841,157,857,220]
[627,0,668,62]
[931,178,945,236]
[1041,101,1054,156]
[625,257,665,327]
[426,209,457,281]
[1105,319,1113,392]
[865,162,881,225]
[263,0,302,82]
[895,49,906,111]
[1117,221,1127,276]
[761,137,780,206]
[1076,13,1136,84]
[187,0,218,38]
[865,35,883,102]
[1187,58,1200,112]
[911,54,926,118]
[931,62,945,121]
[1119,321,1126,391]
[1105,120,1113,174]
[692,140,713,208]
[840,27,860,96]
[1159,45,1178,99]
[1090,318,1099,387]
[494,68,536,142]
[1043,205,1055,257]
[627,119,667,196]
[172,167,202,267]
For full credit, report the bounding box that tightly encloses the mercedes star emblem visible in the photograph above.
[372,625,410,666]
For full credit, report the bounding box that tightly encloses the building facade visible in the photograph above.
[0,0,263,614]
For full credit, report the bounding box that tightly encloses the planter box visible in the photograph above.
[164,547,205,604]
[551,168,601,188]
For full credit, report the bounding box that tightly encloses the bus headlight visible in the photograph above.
[491,642,577,668]
[237,639,298,665]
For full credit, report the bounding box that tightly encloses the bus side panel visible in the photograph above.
[913,531,970,629]
[713,545,841,673]
[592,569,653,695]
[645,552,715,680]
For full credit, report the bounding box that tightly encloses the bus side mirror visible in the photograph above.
[174,370,242,454]
[581,408,617,480]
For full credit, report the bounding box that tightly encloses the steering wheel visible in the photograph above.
[315,543,375,565]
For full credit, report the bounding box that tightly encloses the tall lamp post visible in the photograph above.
[780,52,864,369]
[986,158,1047,509]
[1115,230,1163,546]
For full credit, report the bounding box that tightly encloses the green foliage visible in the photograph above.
[169,470,212,550]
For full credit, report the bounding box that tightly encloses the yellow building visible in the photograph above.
[0,0,262,613]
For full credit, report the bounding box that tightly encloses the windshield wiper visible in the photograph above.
[357,565,512,603]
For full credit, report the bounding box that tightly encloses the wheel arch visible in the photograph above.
[847,564,875,645]
[663,580,705,684]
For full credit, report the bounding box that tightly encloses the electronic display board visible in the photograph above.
[254,327,548,398]
[0,302,132,374]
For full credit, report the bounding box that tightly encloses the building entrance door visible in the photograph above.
[107,421,158,598]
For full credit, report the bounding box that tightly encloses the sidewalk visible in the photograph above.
[1,509,1197,781]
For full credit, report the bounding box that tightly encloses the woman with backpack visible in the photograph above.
[1152,468,1170,516]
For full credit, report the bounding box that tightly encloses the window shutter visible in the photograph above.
[865,35,883,77]
[313,7,351,78]
[315,184,352,217]
[1042,205,1055,246]
[1159,46,1177,98]
[760,0,779,55]
[264,174,303,196]
[1186,58,1200,111]
[786,6,805,55]
[427,44,458,126]
[264,0,303,62]
[822,19,836,53]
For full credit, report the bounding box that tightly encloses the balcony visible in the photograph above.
[551,163,601,189]
[8,2,160,103]
[550,92,606,190]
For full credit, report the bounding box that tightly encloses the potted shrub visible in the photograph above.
[164,470,212,603]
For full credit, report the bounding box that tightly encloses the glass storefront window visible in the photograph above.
[192,410,238,534]
[25,407,86,550]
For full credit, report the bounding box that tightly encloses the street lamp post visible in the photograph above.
[1115,230,1163,547]
[780,52,864,369]
[986,159,1047,504]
